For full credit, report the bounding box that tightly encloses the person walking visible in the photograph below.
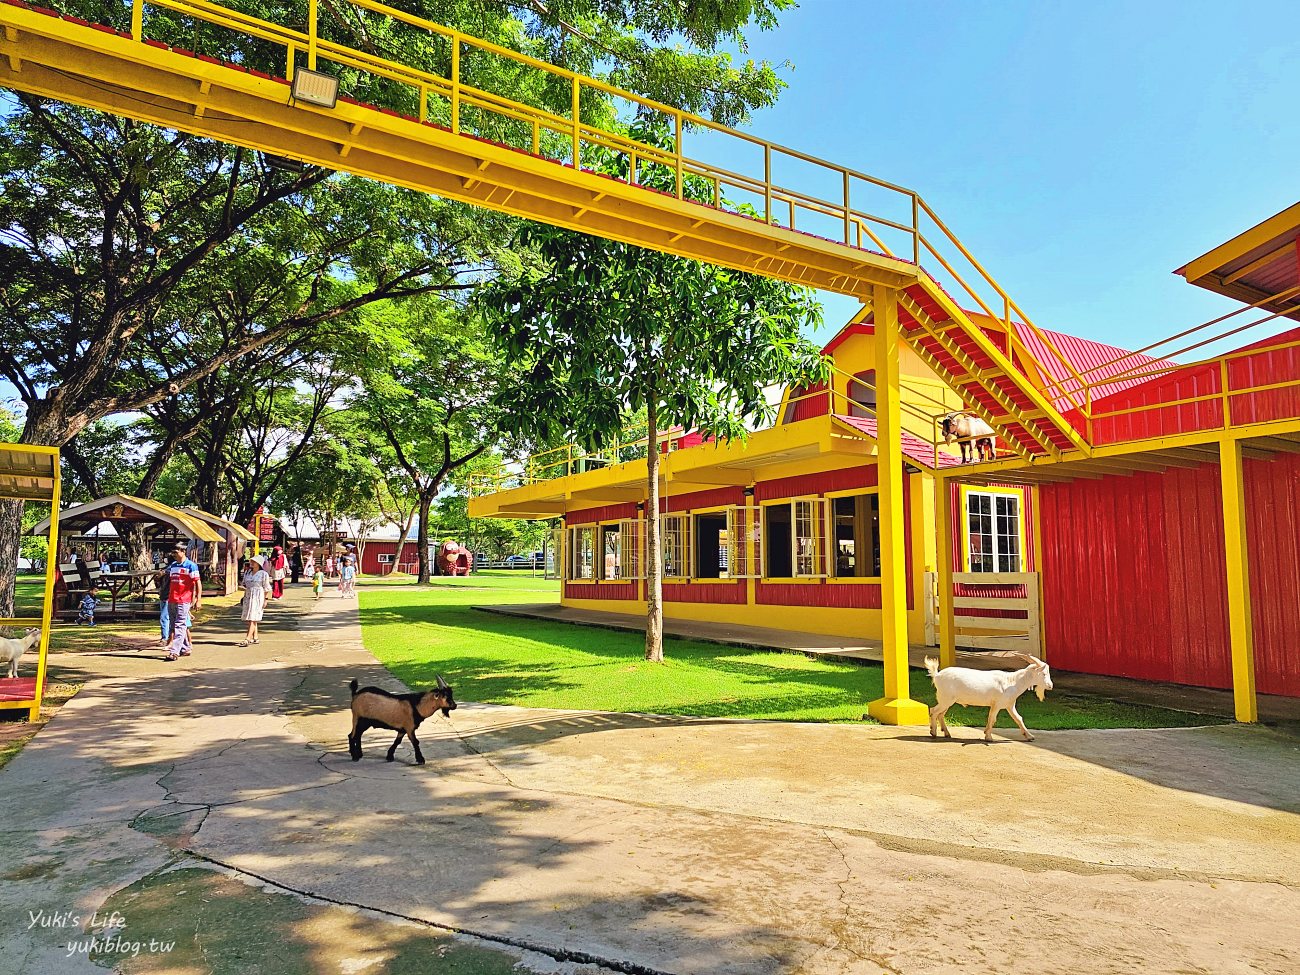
[312,563,325,600]
[268,545,287,599]
[239,554,271,646]
[164,541,202,662]
[290,544,303,585]
[338,554,356,598]
[155,557,174,648]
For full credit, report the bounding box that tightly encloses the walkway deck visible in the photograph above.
[479,602,1300,724]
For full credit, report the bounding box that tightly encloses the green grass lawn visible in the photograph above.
[361,569,558,591]
[359,578,1223,730]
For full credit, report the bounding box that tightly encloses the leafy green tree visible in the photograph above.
[356,297,524,583]
[479,123,827,660]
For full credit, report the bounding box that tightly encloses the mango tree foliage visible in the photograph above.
[479,123,827,661]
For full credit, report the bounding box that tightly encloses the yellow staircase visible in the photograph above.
[0,0,1093,458]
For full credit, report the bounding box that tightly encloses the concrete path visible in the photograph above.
[2,585,1298,974]
[482,601,1300,722]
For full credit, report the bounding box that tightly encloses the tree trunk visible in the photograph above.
[644,398,664,662]
[123,524,154,575]
[0,498,23,621]
[417,492,433,584]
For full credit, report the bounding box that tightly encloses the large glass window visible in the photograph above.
[831,493,881,578]
[693,512,729,578]
[966,490,1021,573]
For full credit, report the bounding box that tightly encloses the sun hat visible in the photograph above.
[249,554,266,565]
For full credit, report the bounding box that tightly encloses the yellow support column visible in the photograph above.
[867,284,929,725]
[936,473,957,669]
[1219,436,1257,723]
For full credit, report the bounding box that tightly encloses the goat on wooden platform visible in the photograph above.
[347,676,457,765]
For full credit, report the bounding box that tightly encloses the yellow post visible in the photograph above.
[1219,436,1257,723]
[307,0,318,70]
[130,0,143,42]
[32,449,60,722]
[867,284,929,725]
[253,512,261,557]
[936,472,956,669]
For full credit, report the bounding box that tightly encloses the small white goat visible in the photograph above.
[925,653,1053,742]
[0,627,41,679]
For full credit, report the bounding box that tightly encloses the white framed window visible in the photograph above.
[763,499,828,578]
[661,514,689,579]
[725,506,762,578]
[618,518,643,580]
[965,489,1022,573]
[568,526,595,580]
[376,553,395,564]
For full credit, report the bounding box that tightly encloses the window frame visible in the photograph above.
[960,486,1026,574]
[685,505,733,581]
[824,486,882,582]
[760,496,829,581]
[659,512,691,581]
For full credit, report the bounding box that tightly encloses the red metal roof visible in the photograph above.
[1010,323,1176,410]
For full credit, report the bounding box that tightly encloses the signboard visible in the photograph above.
[249,510,276,542]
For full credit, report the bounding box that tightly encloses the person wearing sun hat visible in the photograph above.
[163,540,203,661]
[240,554,271,646]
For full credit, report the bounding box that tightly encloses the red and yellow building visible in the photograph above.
[472,204,1300,721]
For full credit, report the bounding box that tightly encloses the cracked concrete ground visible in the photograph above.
[2,584,1298,975]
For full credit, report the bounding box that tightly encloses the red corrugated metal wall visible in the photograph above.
[564,582,637,601]
[663,487,745,512]
[360,541,418,574]
[566,503,639,525]
[664,581,747,603]
[756,582,881,608]
[1039,464,1234,689]
[1245,453,1300,697]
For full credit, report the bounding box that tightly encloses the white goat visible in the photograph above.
[925,653,1053,742]
[0,627,41,679]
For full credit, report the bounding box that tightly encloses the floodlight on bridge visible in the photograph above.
[291,67,339,109]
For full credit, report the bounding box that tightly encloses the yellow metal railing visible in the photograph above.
[107,0,1100,418]
[467,367,1021,494]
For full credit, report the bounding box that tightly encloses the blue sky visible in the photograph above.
[725,0,1299,348]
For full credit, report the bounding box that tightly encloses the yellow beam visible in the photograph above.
[867,285,928,726]
[936,473,956,669]
[1180,201,1300,285]
[1218,436,1257,723]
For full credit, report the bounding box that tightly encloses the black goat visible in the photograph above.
[347,676,456,765]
